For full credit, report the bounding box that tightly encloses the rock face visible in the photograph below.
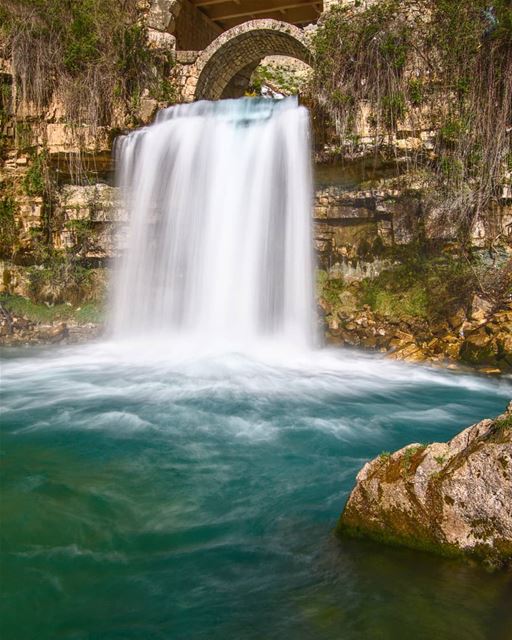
[320,278,512,374]
[338,403,512,567]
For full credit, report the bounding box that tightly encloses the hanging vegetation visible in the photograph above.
[313,0,512,243]
[0,0,176,131]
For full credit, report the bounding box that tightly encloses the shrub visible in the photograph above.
[1,0,176,130]
[313,0,512,242]
[0,196,18,258]
[23,152,47,196]
[27,256,95,305]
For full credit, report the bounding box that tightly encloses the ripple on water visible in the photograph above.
[1,341,511,640]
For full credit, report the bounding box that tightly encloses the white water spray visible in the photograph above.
[111,98,314,349]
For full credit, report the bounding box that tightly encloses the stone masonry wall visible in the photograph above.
[174,0,222,50]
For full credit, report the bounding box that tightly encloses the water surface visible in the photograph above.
[1,342,511,640]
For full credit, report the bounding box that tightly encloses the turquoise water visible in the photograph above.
[1,342,511,640]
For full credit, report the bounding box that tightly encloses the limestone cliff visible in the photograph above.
[338,403,512,568]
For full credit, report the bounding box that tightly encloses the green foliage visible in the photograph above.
[15,122,33,150]
[27,256,96,305]
[0,81,12,128]
[320,277,346,306]
[381,92,406,127]
[0,293,104,323]
[64,219,97,257]
[250,62,310,96]
[63,0,102,74]
[358,250,481,320]
[379,33,407,70]
[438,118,467,147]
[0,196,18,258]
[2,0,177,127]
[23,152,47,196]
[151,78,179,104]
[407,79,424,106]
[439,156,464,180]
[495,415,512,430]
[313,0,512,240]
[401,444,426,471]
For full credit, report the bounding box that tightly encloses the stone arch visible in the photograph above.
[193,19,313,101]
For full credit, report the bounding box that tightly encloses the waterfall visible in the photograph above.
[110,97,314,350]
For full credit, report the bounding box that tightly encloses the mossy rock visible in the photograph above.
[460,332,499,365]
[338,405,512,569]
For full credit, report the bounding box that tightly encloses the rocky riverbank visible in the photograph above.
[318,263,512,374]
[323,298,512,374]
[338,403,512,569]
[0,298,103,347]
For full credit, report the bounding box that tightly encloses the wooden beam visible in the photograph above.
[200,0,319,22]
[217,6,319,28]
[191,0,244,6]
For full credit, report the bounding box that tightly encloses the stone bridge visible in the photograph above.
[145,0,330,101]
[183,19,313,100]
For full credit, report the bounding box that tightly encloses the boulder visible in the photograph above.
[460,329,498,365]
[36,322,69,343]
[448,308,466,330]
[470,294,493,323]
[338,403,512,567]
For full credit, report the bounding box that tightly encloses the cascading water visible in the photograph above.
[3,100,511,640]
[110,98,314,349]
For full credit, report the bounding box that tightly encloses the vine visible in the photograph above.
[313,0,512,244]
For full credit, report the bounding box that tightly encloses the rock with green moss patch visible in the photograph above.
[460,329,499,366]
[338,403,512,568]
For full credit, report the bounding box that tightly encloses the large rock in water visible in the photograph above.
[338,403,512,568]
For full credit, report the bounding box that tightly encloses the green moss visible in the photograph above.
[0,195,18,258]
[338,493,509,568]
[23,152,47,196]
[360,282,428,319]
[407,79,424,106]
[0,293,104,324]
[321,278,346,307]
[494,415,512,430]
[459,338,498,365]
[357,250,481,321]
[337,519,462,561]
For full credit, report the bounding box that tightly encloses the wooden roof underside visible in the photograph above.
[190,0,324,29]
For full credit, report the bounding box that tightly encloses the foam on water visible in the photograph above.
[1,98,511,639]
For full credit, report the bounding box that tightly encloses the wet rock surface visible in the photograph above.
[0,305,102,346]
[338,403,512,568]
[320,287,512,374]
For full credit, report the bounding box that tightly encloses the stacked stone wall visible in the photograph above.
[174,0,222,50]
[191,20,312,100]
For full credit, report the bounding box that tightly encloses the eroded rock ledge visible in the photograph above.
[338,403,512,568]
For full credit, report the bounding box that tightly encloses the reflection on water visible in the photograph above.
[1,342,511,639]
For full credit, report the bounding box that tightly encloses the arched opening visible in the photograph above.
[193,20,313,101]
